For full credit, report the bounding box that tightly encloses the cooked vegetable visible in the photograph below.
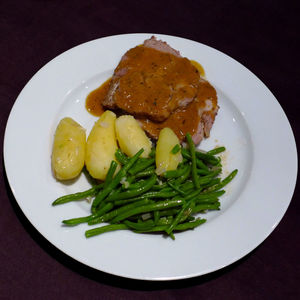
[115,115,152,158]
[186,132,200,189]
[85,110,119,180]
[91,148,144,212]
[51,117,86,180]
[53,132,237,240]
[52,182,104,206]
[207,146,226,155]
[155,127,182,175]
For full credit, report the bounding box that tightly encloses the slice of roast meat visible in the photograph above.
[138,79,218,145]
[143,36,181,57]
[103,36,200,122]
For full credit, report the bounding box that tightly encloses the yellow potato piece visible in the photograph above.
[115,115,152,158]
[51,117,86,180]
[155,127,183,175]
[85,110,119,180]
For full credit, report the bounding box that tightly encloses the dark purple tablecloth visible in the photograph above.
[1,0,299,299]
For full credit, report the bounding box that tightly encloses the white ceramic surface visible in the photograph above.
[4,34,297,280]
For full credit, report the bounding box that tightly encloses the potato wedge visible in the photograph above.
[115,115,152,158]
[85,110,119,180]
[155,127,182,175]
[51,117,86,180]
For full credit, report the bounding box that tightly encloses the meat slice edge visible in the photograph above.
[103,37,200,122]
[138,79,218,145]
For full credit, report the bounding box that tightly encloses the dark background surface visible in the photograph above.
[0,0,299,299]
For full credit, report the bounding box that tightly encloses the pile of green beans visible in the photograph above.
[52,133,237,240]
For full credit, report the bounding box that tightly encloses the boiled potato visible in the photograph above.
[85,110,119,180]
[155,127,182,175]
[51,117,86,180]
[115,115,152,158]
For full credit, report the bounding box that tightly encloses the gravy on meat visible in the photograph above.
[85,61,216,144]
[102,46,201,122]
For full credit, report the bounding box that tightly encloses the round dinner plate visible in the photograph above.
[4,34,297,280]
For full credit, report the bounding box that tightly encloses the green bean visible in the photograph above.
[62,215,92,226]
[207,146,226,155]
[204,169,238,193]
[154,211,160,225]
[185,188,203,201]
[103,161,118,189]
[178,201,195,224]
[124,219,154,230]
[198,169,221,185]
[85,224,129,238]
[159,216,174,224]
[113,198,146,206]
[120,175,137,190]
[174,165,192,185]
[166,200,193,235]
[196,168,221,178]
[62,202,114,226]
[171,144,181,154]
[157,208,180,217]
[167,181,186,196]
[112,189,175,206]
[186,133,200,189]
[202,178,221,189]
[196,198,219,204]
[181,148,209,170]
[152,172,190,191]
[94,202,114,216]
[198,195,222,203]
[91,148,144,212]
[126,178,145,190]
[163,164,190,179]
[151,182,169,190]
[193,202,220,213]
[121,188,179,202]
[135,218,206,234]
[111,198,184,223]
[197,169,211,175]
[128,158,155,175]
[149,147,156,158]
[106,174,157,201]
[115,149,129,165]
[182,147,220,166]
[88,199,152,225]
[196,158,210,170]
[169,232,176,240]
[195,151,219,165]
[132,215,174,226]
[52,182,104,206]
[178,181,195,192]
[134,167,155,178]
[196,190,225,200]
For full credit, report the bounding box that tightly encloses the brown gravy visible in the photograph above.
[139,80,217,142]
[85,78,111,116]
[85,62,206,118]
[85,60,216,143]
[107,46,200,122]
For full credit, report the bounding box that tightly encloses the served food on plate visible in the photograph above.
[85,110,119,181]
[115,115,152,158]
[51,117,86,180]
[51,37,237,240]
[155,127,182,175]
[86,36,218,144]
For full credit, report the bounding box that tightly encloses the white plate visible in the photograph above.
[4,34,297,281]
